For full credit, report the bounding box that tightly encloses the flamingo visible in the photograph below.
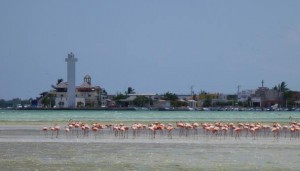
[156,123,165,136]
[271,127,280,140]
[132,123,138,139]
[92,126,99,139]
[233,127,241,139]
[192,122,199,136]
[184,123,193,137]
[212,126,220,137]
[65,127,70,138]
[166,124,174,139]
[54,125,60,138]
[221,125,228,138]
[176,121,185,137]
[250,126,259,140]
[42,127,48,137]
[50,126,55,138]
[74,122,81,137]
[118,126,126,138]
[148,124,157,138]
[81,124,90,137]
[290,126,296,139]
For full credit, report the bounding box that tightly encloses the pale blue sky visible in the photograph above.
[1,0,300,99]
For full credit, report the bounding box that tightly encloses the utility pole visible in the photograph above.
[237,85,241,101]
[237,85,241,94]
[190,85,194,96]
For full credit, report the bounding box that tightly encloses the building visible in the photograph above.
[50,75,107,108]
[37,53,108,108]
[251,87,284,108]
[237,90,256,102]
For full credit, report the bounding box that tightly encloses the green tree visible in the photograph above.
[41,97,50,107]
[133,96,150,107]
[203,99,211,107]
[161,92,188,108]
[77,101,84,108]
[113,93,128,101]
[247,97,252,107]
[273,81,289,93]
[172,100,188,108]
[113,93,128,107]
[57,78,63,85]
[126,87,135,94]
[162,92,178,101]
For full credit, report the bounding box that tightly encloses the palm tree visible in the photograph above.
[279,82,289,93]
[273,81,289,93]
[126,87,135,94]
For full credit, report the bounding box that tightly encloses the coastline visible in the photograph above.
[13,106,299,111]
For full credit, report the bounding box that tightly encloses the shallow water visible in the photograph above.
[1,110,300,170]
[1,110,299,123]
[1,140,300,171]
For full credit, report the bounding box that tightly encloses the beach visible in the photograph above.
[1,110,300,170]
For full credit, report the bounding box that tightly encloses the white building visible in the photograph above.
[237,90,256,102]
[52,75,107,108]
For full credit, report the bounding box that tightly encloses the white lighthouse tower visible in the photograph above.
[65,52,77,108]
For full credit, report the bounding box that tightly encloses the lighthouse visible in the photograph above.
[65,52,77,108]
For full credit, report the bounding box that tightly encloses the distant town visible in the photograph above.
[1,53,300,111]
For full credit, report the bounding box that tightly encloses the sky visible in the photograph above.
[1,0,300,100]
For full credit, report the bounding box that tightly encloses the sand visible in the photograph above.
[0,125,300,171]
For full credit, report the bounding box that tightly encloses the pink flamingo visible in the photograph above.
[176,121,185,137]
[42,127,48,137]
[74,123,80,137]
[118,126,126,138]
[92,126,99,139]
[54,125,60,138]
[156,123,165,136]
[212,126,220,137]
[81,124,90,137]
[148,124,157,138]
[221,125,228,138]
[234,127,241,139]
[131,123,138,138]
[204,125,213,137]
[184,123,193,137]
[271,127,280,140]
[192,122,199,136]
[249,126,259,140]
[166,123,174,139]
[65,127,70,138]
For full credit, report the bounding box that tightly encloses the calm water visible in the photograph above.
[0,109,299,123]
[1,109,300,170]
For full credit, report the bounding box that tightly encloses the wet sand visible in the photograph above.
[1,125,300,170]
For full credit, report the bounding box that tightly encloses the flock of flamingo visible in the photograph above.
[42,120,300,140]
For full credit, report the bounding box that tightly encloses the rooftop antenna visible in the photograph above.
[261,80,264,87]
